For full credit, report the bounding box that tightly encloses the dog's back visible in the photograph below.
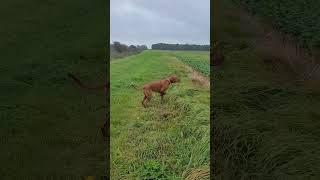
[141,76,178,107]
[143,80,168,93]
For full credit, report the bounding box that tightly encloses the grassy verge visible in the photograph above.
[0,0,107,176]
[110,50,209,179]
[213,0,320,179]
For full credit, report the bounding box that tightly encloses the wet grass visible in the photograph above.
[213,0,320,179]
[110,51,209,179]
[0,0,107,176]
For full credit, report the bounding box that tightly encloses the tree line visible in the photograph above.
[110,41,148,59]
[151,43,210,51]
[111,41,148,53]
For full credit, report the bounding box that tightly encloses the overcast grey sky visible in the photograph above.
[110,0,210,48]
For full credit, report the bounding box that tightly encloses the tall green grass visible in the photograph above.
[213,0,320,179]
[0,0,107,176]
[111,51,210,179]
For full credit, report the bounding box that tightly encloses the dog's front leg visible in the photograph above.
[160,92,166,103]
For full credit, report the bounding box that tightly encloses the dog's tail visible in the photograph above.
[130,83,143,90]
[67,73,106,90]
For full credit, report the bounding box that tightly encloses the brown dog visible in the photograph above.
[141,75,179,108]
[67,73,109,141]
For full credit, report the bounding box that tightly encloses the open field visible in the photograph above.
[171,51,210,76]
[110,50,210,179]
[213,0,320,179]
[0,0,107,176]
[234,0,320,48]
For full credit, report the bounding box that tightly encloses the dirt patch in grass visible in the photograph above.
[178,60,210,88]
[156,108,178,121]
[170,56,209,88]
[187,66,210,88]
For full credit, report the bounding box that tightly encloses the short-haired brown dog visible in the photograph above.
[141,75,179,108]
[67,73,109,141]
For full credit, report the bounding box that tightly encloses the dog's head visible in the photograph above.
[169,75,179,83]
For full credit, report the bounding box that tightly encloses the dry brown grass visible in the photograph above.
[254,28,320,80]
[186,66,210,88]
[183,166,210,180]
[220,2,320,81]
[236,6,320,81]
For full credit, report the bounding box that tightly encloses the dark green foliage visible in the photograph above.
[139,160,170,180]
[113,41,128,53]
[213,0,320,179]
[152,43,210,51]
[110,41,147,59]
[176,56,210,76]
[234,0,320,49]
[169,51,210,77]
[0,0,107,176]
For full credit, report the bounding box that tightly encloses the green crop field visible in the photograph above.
[233,0,320,48]
[213,0,320,179]
[110,50,210,179]
[171,51,210,77]
[0,0,107,176]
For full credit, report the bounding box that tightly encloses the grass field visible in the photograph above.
[171,51,210,77]
[110,50,210,179]
[234,0,320,48]
[213,0,320,179]
[0,0,107,176]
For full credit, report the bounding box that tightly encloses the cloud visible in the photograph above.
[111,0,210,48]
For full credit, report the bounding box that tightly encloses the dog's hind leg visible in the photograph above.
[142,89,152,108]
[145,96,152,107]
[142,96,147,107]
